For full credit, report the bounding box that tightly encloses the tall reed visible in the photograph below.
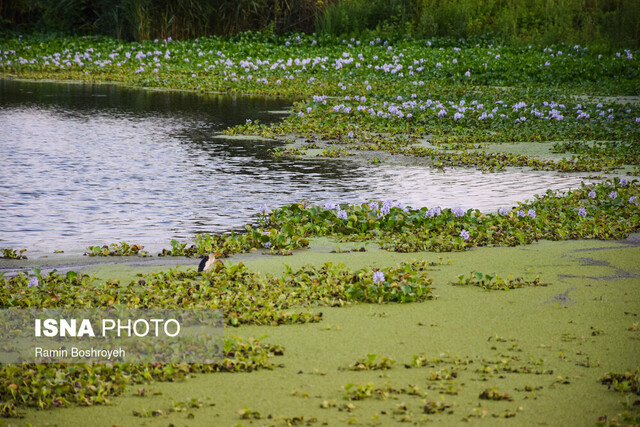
[0,0,637,47]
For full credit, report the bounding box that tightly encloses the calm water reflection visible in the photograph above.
[0,79,592,255]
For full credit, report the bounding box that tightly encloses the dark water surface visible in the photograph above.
[1,79,592,256]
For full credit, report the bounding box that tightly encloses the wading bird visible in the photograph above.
[198,253,217,272]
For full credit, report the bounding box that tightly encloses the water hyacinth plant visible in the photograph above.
[0,337,282,417]
[0,248,27,259]
[1,261,433,323]
[1,38,638,127]
[1,32,639,174]
[253,179,639,253]
[454,271,548,291]
[85,242,149,257]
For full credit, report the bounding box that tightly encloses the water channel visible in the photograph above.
[0,79,595,256]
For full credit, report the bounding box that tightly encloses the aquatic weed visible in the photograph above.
[453,271,549,291]
[0,248,27,260]
[85,242,149,257]
[0,337,282,417]
[347,354,396,371]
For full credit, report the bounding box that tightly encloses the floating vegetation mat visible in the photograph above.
[2,33,639,174]
[0,337,282,417]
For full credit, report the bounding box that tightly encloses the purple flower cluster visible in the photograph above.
[380,200,392,216]
[516,209,536,218]
[324,93,637,126]
[373,271,385,284]
[452,207,465,217]
[426,207,441,218]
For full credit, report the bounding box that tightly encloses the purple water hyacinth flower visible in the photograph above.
[380,200,393,215]
[620,178,628,186]
[578,207,587,217]
[588,190,596,198]
[258,204,270,214]
[28,277,39,287]
[426,207,441,218]
[369,201,379,211]
[452,207,465,217]
[263,242,271,249]
[517,209,526,217]
[609,191,617,199]
[498,207,508,216]
[460,229,470,240]
[324,202,336,210]
[373,271,385,284]
[528,209,536,219]
[630,196,638,206]
[337,209,348,220]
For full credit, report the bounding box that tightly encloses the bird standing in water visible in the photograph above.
[198,253,217,272]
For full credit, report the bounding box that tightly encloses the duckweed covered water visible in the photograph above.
[15,237,640,426]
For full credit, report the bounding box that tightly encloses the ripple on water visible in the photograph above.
[0,80,594,255]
